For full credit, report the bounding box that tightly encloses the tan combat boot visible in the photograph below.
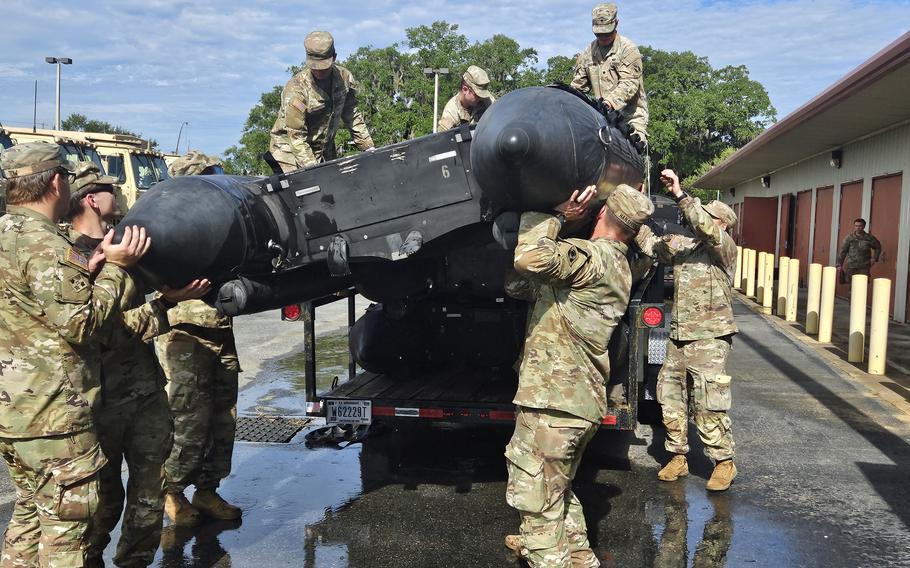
[165,493,203,527]
[192,489,242,520]
[706,460,737,491]
[657,454,689,482]
[504,534,524,558]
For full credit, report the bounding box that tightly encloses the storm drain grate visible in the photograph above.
[235,416,312,443]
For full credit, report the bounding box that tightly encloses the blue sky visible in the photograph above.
[1,0,908,156]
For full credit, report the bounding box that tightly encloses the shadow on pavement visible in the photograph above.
[738,330,910,530]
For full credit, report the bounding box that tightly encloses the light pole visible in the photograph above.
[175,121,189,154]
[423,67,449,133]
[45,57,72,130]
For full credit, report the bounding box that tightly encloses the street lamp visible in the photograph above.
[175,121,189,154]
[45,57,72,130]
[423,67,450,133]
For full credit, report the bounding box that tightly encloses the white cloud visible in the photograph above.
[0,0,908,154]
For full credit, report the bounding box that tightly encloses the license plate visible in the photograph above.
[326,400,372,425]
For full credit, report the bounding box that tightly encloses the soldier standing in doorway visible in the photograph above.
[269,31,375,173]
[502,185,653,567]
[636,169,739,492]
[836,218,882,282]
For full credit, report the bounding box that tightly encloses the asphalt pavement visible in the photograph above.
[2,298,910,567]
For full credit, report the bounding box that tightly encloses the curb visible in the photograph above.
[733,291,910,425]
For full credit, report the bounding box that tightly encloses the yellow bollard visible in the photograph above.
[818,266,837,343]
[735,246,743,291]
[745,249,756,298]
[868,278,891,375]
[762,253,774,313]
[777,256,790,316]
[805,263,823,334]
[848,274,868,363]
[786,258,799,322]
[756,251,767,301]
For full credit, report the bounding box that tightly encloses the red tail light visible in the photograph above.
[282,304,302,322]
[642,306,664,327]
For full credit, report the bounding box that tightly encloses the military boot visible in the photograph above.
[658,454,689,482]
[504,534,524,558]
[192,489,242,520]
[706,460,737,491]
[165,493,203,527]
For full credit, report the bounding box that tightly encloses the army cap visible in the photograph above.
[71,161,119,198]
[592,3,618,34]
[305,31,337,70]
[168,150,222,177]
[0,141,75,179]
[606,184,653,233]
[702,200,738,228]
[463,65,492,99]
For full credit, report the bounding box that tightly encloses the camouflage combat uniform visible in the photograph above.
[269,65,374,173]
[571,35,649,141]
[158,300,240,495]
[503,207,636,568]
[0,204,136,567]
[837,232,881,278]
[636,196,738,462]
[69,232,175,568]
[437,94,494,131]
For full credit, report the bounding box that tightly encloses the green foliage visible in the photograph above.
[223,86,281,175]
[642,47,775,186]
[62,113,158,148]
[677,147,738,201]
[543,55,576,85]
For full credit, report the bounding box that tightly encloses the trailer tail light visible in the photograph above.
[281,304,302,322]
[641,306,664,328]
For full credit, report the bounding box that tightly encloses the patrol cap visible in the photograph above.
[463,65,492,99]
[168,150,222,177]
[606,183,653,233]
[0,141,75,179]
[71,161,119,198]
[305,31,336,70]
[702,200,737,228]
[592,3,618,34]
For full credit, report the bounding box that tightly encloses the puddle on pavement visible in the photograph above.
[239,330,355,416]
[128,422,867,567]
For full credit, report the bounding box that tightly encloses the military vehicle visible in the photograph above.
[2,127,168,215]
[119,85,670,430]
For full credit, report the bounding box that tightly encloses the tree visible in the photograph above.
[61,113,158,148]
[223,86,282,175]
[641,47,776,185]
[543,55,576,85]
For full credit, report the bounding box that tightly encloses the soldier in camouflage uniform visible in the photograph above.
[0,142,151,567]
[66,162,210,566]
[437,65,496,131]
[571,3,649,142]
[635,169,739,492]
[269,31,375,173]
[160,152,243,527]
[836,218,882,279]
[502,185,653,567]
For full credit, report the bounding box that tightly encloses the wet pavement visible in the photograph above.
[3,298,910,566]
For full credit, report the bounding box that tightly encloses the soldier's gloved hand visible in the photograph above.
[101,225,152,268]
[160,279,212,303]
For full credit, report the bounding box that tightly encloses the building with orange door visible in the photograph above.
[698,32,910,322]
